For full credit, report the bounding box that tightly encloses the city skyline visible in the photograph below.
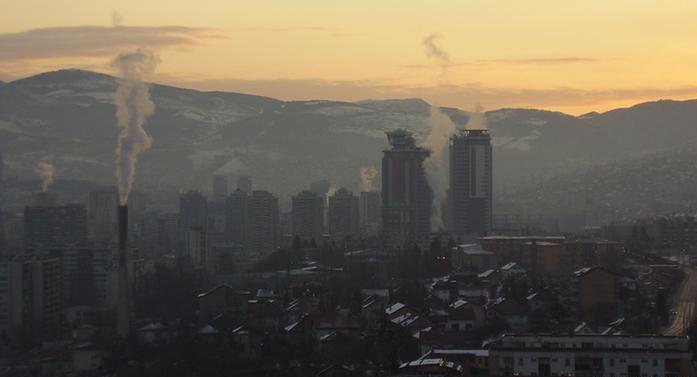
[3,3,697,375]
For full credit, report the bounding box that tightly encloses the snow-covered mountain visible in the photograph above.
[2,69,697,217]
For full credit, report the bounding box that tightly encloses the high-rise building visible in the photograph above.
[212,174,229,199]
[237,175,252,194]
[88,189,146,241]
[178,190,208,251]
[381,129,432,251]
[0,211,5,256]
[0,150,4,208]
[449,129,493,237]
[44,245,112,307]
[0,152,5,252]
[329,188,359,237]
[88,190,118,240]
[310,180,332,231]
[24,204,88,252]
[127,191,147,236]
[141,212,178,255]
[0,255,63,346]
[225,189,248,248]
[359,191,382,231]
[310,180,331,197]
[186,226,208,268]
[292,190,325,242]
[247,190,279,256]
[206,199,227,243]
[2,212,23,254]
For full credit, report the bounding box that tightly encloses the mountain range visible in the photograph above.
[2,69,697,228]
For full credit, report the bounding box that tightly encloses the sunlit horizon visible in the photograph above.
[3,0,697,114]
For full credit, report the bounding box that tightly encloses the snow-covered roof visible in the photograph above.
[478,269,496,278]
[385,302,406,315]
[501,262,523,271]
[198,325,219,335]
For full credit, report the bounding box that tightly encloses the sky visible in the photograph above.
[2,0,697,114]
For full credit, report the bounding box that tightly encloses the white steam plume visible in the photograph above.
[34,162,55,192]
[422,107,456,232]
[467,104,487,129]
[111,49,159,205]
[327,184,338,198]
[360,167,378,192]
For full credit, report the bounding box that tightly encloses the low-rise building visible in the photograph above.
[574,267,618,324]
[450,243,498,272]
[486,333,694,377]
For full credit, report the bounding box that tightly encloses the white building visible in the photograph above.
[486,334,693,377]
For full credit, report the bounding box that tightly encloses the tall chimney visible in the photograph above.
[118,205,128,255]
[116,205,130,337]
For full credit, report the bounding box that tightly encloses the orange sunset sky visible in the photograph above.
[2,0,697,114]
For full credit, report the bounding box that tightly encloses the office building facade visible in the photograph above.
[381,129,432,252]
[450,129,493,237]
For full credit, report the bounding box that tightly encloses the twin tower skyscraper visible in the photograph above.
[381,128,492,251]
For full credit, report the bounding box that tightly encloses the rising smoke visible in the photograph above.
[360,167,378,192]
[467,104,487,130]
[421,32,456,231]
[34,162,55,192]
[111,49,159,205]
[422,33,450,75]
[422,33,449,63]
[422,107,456,232]
[327,184,338,198]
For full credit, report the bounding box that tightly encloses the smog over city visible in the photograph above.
[2,2,697,376]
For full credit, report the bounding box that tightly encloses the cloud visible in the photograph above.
[403,57,598,70]
[486,57,599,64]
[231,26,334,33]
[0,25,217,60]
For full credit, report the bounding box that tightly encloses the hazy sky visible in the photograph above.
[2,0,697,114]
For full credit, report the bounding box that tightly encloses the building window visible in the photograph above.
[565,359,570,367]
[518,358,523,366]
[653,360,658,367]
[609,359,615,367]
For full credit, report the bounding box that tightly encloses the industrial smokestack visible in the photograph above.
[116,204,130,337]
[118,205,128,254]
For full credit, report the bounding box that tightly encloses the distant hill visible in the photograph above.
[2,69,697,222]
[496,150,697,230]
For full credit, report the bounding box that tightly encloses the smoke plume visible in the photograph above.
[360,167,378,192]
[423,33,449,72]
[34,162,55,192]
[467,104,487,129]
[423,33,449,62]
[327,184,338,198]
[111,49,159,205]
[111,11,124,27]
[422,107,456,232]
